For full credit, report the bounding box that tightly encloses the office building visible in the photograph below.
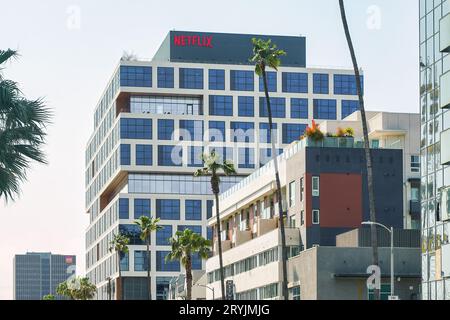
[13,252,76,300]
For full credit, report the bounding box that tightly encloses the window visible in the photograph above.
[120,144,131,165]
[371,140,380,149]
[157,67,174,88]
[206,200,214,219]
[290,286,301,300]
[120,252,129,271]
[291,98,308,119]
[259,123,278,143]
[282,124,307,144]
[156,277,172,300]
[156,225,173,246]
[136,145,152,166]
[120,118,152,139]
[231,122,255,143]
[185,200,202,221]
[341,100,360,119]
[289,181,296,207]
[211,147,234,164]
[156,251,180,272]
[209,95,233,116]
[119,198,129,219]
[179,68,203,89]
[300,178,304,202]
[313,73,329,94]
[282,72,308,93]
[259,148,283,167]
[207,227,213,240]
[230,70,254,91]
[312,210,320,224]
[289,215,296,228]
[259,97,286,118]
[300,210,305,226]
[130,96,202,115]
[411,155,420,173]
[334,74,364,95]
[238,148,255,169]
[238,96,254,117]
[120,66,152,87]
[411,186,420,202]
[312,176,320,197]
[134,251,150,271]
[209,69,225,90]
[179,120,203,141]
[368,284,391,300]
[178,225,202,235]
[156,199,180,220]
[188,146,204,168]
[157,119,174,140]
[191,253,202,270]
[134,199,150,218]
[157,145,182,167]
[209,121,226,142]
[119,225,145,245]
[313,99,337,120]
[259,71,277,92]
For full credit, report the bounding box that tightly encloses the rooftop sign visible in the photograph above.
[174,35,213,48]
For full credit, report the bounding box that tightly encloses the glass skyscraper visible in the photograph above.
[420,0,450,300]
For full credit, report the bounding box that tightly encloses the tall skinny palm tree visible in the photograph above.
[0,49,52,202]
[194,150,236,299]
[338,0,379,299]
[109,233,130,300]
[250,38,288,300]
[166,228,211,300]
[135,215,162,300]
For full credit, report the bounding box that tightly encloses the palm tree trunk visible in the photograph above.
[212,174,226,300]
[262,68,288,300]
[186,255,193,300]
[147,240,152,300]
[338,0,379,300]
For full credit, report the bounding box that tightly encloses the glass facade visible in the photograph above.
[120,118,152,139]
[209,69,225,90]
[120,66,152,87]
[259,71,277,92]
[259,97,286,118]
[238,96,255,117]
[230,70,254,91]
[291,98,309,119]
[130,96,202,116]
[420,0,450,300]
[334,74,363,95]
[341,100,360,119]
[157,67,174,88]
[209,95,233,116]
[282,72,308,93]
[179,68,203,89]
[313,99,337,120]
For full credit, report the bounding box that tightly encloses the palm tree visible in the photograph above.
[109,233,130,300]
[135,215,162,300]
[194,150,236,299]
[56,277,97,300]
[338,0,379,299]
[166,228,211,300]
[250,38,289,300]
[0,49,52,202]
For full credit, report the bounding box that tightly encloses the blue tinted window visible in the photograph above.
[313,99,337,120]
[313,74,329,94]
[259,71,277,92]
[282,124,307,144]
[134,251,150,271]
[207,227,213,240]
[120,118,152,139]
[156,199,180,220]
[209,95,233,116]
[291,98,308,119]
[178,225,202,235]
[179,120,203,141]
[209,121,226,142]
[341,100,360,119]
[259,97,286,118]
[157,67,174,88]
[158,145,182,167]
[119,198,129,219]
[259,148,283,166]
[230,70,254,91]
[334,74,364,95]
[191,253,202,270]
[209,69,225,90]
[134,199,150,218]
[119,224,145,245]
[120,144,131,165]
[211,147,233,163]
[156,251,180,272]
[120,66,152,87]
[238,96,254,117]
[231,122,255,143]
[238,148,255,169]
[136,145,152,166]
[179,68,203,89]
[156,225,173,246]
[185,200,202,221]
[282,72,308,93]
[120,252,129,271]
[188,146,204,168]
[206,200,214,219]
[259,123,278,143]
[158,119,174,141]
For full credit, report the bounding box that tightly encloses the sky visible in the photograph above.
[0,0,419,300]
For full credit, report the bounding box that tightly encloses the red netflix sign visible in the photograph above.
[174,35,213,48]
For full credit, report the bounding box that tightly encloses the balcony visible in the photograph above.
[257,217,278,237]
[441,129,450,165]
[441,71,450,109]
[440,14,450,53]
[233,227,252,246]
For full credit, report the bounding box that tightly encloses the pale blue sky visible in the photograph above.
[0,0,419,299]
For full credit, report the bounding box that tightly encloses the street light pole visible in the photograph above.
[362,221,395,299]
[196,284,215,300]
